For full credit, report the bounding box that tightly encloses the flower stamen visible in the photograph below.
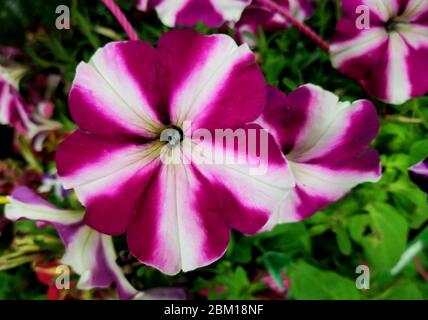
[160,126,183,147]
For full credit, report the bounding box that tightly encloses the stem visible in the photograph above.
[101,0,139,41]
[259,0,330,52]
[384,115,424,124]
[414,257,428,281]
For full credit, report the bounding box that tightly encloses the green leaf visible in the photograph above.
[349,203,409,273]
[409,139,428,165]
[334,224,352,256]
[72,9,100,49]
[225,234,253,264]
[282,78,298,91]
[376,282,424,300]
[263,252,290,291]
[289,261,360,300]
[234,266,250,287]
[255,222,311,255]
[391,186,428,229]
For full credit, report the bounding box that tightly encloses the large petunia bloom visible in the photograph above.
[5,187,139,300]
[257,84,381,227]
[56,30,294,275]
[234,0,315,45]
[331,0,428,105]
[409,158,428,193]
[137,0,251,27]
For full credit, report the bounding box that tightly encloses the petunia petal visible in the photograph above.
[69,41,164,138]
[137,0,156,11]
[126,124,294,275]
[61,228,138,300]
[5,187,83,235]
[127,156,292,274]
[193,123,295,229]
[258,85,381,224]
[402,0,428,23]
[5,187,138,300]
[234,0,315,45]
[148,0,251,27]
[275,151,380,222]
[331,0,428,104]
[409,158,428,193]
[0,77,31,133]
[397,24,428,98]
[56,131,163,235]
[330,27,388,73]
[157,29,266,130]
[362,0,400,20]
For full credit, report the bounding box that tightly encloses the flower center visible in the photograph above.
[385,18,398,32]
[160,126,184,147]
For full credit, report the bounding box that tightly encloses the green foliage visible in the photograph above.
[0,266,45,300]
[349,203,408,274]
[262,252,290,291]
[194,263,266,299]
[289,261,360,300]
[376,281,424,300]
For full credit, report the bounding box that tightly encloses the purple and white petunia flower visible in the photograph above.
[137,0,251,27]
[56,30,294,275]
[38,168,70,200]
[234,0,315,46]
[257,84,381,226]
[409,158,428,193]
[26,102,62,152]
[0,68,61,149]
[0,67,31,133]
[331,0,428,105]
[5,187,139,300]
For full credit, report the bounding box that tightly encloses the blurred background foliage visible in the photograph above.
[0,0,427,300]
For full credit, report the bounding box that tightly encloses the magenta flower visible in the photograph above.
[137,0,251,27]
[27,102,62,152]
[234,0,315,45]
[0,70,30,133]
[257,84,381,226]
[56,30,294,275]
[331,0,428,105]
[0,69,61,150]
[5,187,139,300]
[409,158,428,193]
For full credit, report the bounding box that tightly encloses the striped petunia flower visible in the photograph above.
[331,0,428,105]
[5,187,139,299]
[0,68,30,133]
[0,68,61,150]
[26,101,62,152]
[234,0,315,46]
[137,0,251,27]
[257,84,381,226]
[409,158,428,193]
[55,30,294,275]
